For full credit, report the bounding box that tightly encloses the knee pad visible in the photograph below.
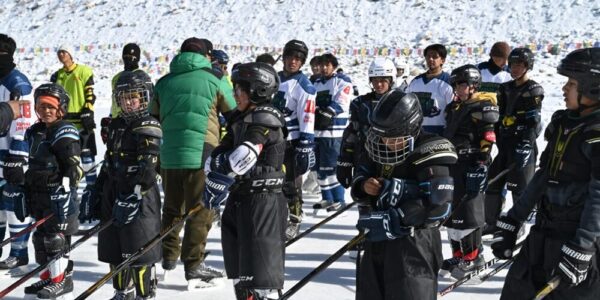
[32,231,48,264]
[112,265,133,291]
[43,233,66,256]
[131,265,157,298]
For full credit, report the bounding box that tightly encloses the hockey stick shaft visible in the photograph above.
[0,220,112,298]
[279,232,366,300]
[533,276,561,300]
[438,239,524,296]
[75,204,204,299]
[487,163,516,186]
[285,201,356,247]
[0,213,54,248]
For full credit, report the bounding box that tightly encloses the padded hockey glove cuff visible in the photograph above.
[466,163,488,194]
[3,184,28,222]
[294,140,316,175]
[491,215,521,259]
[556,241,594,286]
[100,117,111,144]
[336,159,353,189]
[314,107,336,130]
[79,184,99,223]
[50,182,76,225]
[356,209,413,242]
[80,107,96,132]
[376,178,420,210]
[113,185,142,227]
[203,171,235,210]
[514,141,533,169]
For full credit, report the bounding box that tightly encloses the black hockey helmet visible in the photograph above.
[366,90,423,165]
[508,47,534,70]
[283,39,308,62]
[557,48,600,102]
[34,83,69,113]
[231,62,280,105]
[114,70,154,120]
[450,64,482,89]
[212,49,229,65]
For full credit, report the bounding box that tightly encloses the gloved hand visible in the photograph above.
[294,140,316,175]
[336,159,353,189]
[1,155,26,185]
[356,208,413,242]
[203,171,235,210]
[80,107,96,132]
[556,241,594,286]
[79,184,98,223]
[113,185,142,227]
[466,162,488,193]
[50,183,75,225]
[376,178,420,210]
[3,184,27,222]
[209,152,233,175]
[100,117,111,144]
[514,141,532,169]
[491,215,521,259]
[314,107,336,130]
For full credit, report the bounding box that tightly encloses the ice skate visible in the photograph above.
[439,256,462,278]
[450,254,486,280]
[36,270,74,299]
[110,287,135,300]
[185,263,225,290]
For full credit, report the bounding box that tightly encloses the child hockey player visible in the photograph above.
[491,48,600,299]
[203,62,287,300]
[12,83,83,299]
[351,89,457,300]
[336,57,396,189]
[441,65,499,278]
[80,71,162,300]
[313,53,352,212]
[477,41,512,94]
[483,48,544,236]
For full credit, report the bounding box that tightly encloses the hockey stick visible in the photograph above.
[278,232,366,300]
[285,201,356,247]
[75,203,205,299]
[532,275,561,300]
[0,213,54,248]
[0,220,112,298]
[438,239,524,296]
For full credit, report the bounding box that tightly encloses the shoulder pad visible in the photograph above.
[470,101,499,123]
[131,116,163,139]
[407,134,457,166]
[52,121,80,142]
[244,106,285,128]
[201,67,224,80]
[296,73,317,94]
[522,81,544,98]
[544,110,568,141]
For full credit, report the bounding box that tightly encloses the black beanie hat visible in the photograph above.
[0,34,16,57]
[122,43,141,63]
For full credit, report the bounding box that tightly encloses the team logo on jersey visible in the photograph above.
[304,99,316,113]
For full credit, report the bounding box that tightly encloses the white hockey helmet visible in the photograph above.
[392,57,410,77]
[368,57,397,83]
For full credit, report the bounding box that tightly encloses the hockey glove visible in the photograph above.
[514,141,532,169]
[209,152,233,175]
[465,163,488,194]
[314,107,336,130]
[203,171,235,210]
[556,241,594,286]
[113,185,142,227]
[80,107,96,132]
[376,178,420,210]
[491,215,521,259]
[336,159,353,189]
[100,117,111,144]
[50,182,76,225]
[356,208,413,242]
[3,184,28,222]
[79,184,98,223]
[1,154,26,185]
[294,140,316,175]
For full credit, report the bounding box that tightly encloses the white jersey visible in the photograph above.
[478,61,512,94]
[274,71,316,142]
[313,74,353,139]
[0,69,35,177]
[406,72,453,133]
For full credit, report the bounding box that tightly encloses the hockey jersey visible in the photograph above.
[0,69,35,177]
[273,71,316,142]
[406,72,453,134]
[477,60,512,94]
[313,74,352,138]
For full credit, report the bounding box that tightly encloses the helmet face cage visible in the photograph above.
[365,127,415,166]
[116,87,150,121]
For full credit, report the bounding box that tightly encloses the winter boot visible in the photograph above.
[0,256,28,269]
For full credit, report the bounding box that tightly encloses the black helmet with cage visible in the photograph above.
[114,70,154,121]
[231,62,280,105]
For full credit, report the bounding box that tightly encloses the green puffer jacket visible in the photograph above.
[150,52,236,169]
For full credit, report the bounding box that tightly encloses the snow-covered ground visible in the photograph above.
[1,0,599,299]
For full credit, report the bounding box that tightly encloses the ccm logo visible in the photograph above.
[252,178,284,187]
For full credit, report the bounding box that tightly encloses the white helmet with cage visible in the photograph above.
[392,56,410,78]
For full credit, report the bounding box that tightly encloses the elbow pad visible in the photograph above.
[228,141,262,175]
